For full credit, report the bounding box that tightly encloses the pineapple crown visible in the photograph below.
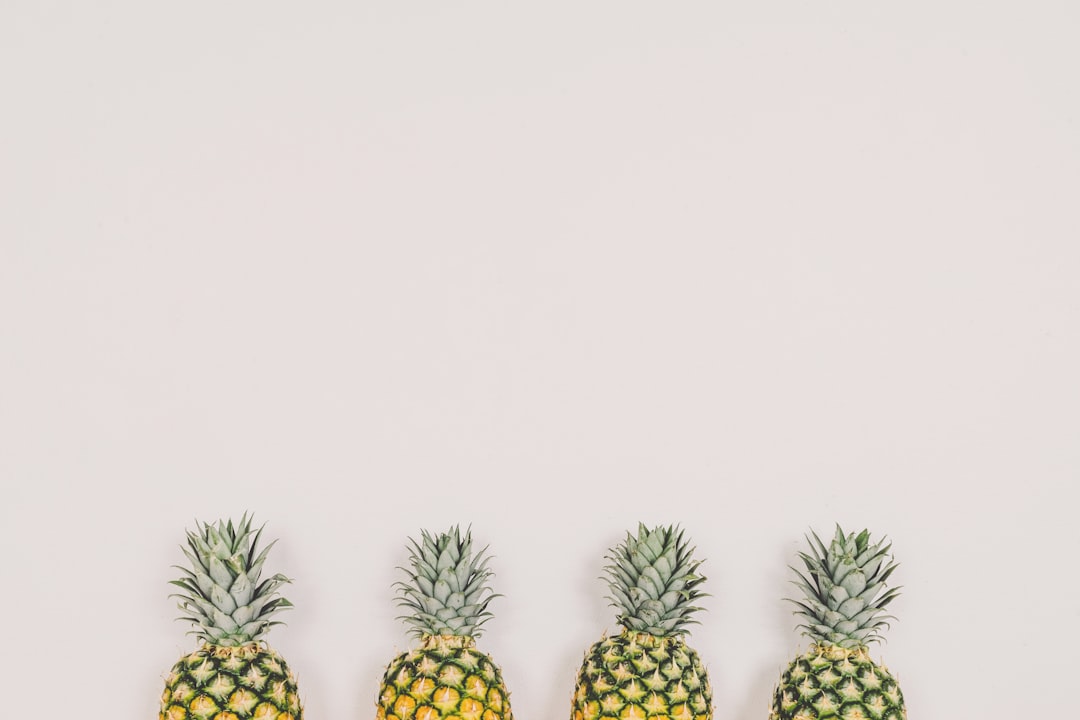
[395,526,498,639]
[788,524,901,649]
[169,513,293,647]
[603,523,707,638]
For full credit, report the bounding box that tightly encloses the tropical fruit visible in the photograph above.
[571,523,713,720]
[770,525,906,720]
[160,514,302,720]
[376,526,513,720]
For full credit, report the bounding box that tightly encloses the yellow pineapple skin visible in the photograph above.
[572,630,712,720]
[769,645,906,720]
[376,635,512,720]
[160,643,302,720]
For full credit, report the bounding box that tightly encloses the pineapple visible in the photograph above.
[376,527,513,720]
[572,523,713,720]
[770,525,906,720]
[160,514,302,720]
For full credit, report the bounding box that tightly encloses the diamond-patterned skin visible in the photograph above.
[769,646,906,720]
[572,631,712,720]
[160,644,302,720]
[376,635,512,720]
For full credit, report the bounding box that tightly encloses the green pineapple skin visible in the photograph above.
[769,645,905,720]
[572,630,712,720]
[376,635,512,720]
[160,643,302,720]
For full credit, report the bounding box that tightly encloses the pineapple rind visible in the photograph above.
[769,646,906,720]
[377,636,513,720]
[160,644,302,720]
[573,631,712,720]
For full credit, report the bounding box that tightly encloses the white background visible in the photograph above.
[2,2,1078,718]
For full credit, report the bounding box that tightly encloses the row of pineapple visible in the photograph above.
[159,517,907,720]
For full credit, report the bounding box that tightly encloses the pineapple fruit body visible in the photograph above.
[160,515,302,720]
[377,635,511,720]
[378,527,513,720]
[573,524,713,720]
[770,646,903,720]
[770,526,907,720]
[161,644,301,720]
[573,631,711,720]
